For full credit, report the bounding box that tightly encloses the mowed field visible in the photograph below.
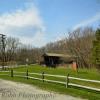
[0,65,100,100]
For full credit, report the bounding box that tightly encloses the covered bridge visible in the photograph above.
[43,53,77,68]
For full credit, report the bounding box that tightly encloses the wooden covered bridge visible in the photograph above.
[43,53,77,68]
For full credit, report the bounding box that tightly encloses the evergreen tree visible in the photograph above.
[92,28,100,68]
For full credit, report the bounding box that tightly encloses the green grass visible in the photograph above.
[0,65,100,100]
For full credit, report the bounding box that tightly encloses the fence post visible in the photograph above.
[42,72,44,82]
[26,69,28,79]
[66,74,69,88]
[11,69,13,77]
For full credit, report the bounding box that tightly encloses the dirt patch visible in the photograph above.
[0,79,86,100]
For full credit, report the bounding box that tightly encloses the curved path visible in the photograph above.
[0,79,86,100]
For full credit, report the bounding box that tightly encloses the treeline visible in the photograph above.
[0,27,100,68]
[45,27,95,68]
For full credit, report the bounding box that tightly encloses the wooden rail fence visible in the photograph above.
[0,70,100,92]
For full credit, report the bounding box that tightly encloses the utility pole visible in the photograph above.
[0,34,6,70]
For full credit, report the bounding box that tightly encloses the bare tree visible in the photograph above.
[5,37,20,66]
[67,27,95,68]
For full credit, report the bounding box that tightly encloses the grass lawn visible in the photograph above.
[0,64,100,100]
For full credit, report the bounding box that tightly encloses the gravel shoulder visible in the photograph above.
[0,79,86,100]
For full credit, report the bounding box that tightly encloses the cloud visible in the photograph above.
[20,31,45,47]
[73,12,100,30]
[0,2,46,47]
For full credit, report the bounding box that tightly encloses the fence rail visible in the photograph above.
[69,76,100,83]
[0,71,10,72]
[0,70,100,92]
[69,83,100,91]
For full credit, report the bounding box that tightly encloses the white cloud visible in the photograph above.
[0,2,46,47]
[20,31,46,47]
[73,12,100,30]
[54,33,66,42]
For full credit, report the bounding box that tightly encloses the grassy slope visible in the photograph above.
[0,65,100,100]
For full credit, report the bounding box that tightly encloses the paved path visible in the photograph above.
[0,79,85,100]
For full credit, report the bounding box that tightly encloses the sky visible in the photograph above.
[0,0,100,47]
